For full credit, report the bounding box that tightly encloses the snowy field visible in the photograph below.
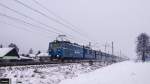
[60,61,150,84]
[0,62,107,84]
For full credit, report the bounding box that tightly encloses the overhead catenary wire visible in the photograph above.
[31,0,90,39]
[13,0,92,43]
[31,0,97,43]
[0,12,60,35]
[0,14,75,42]
[13,0,76,31]
[0,2,75,39]
[32,0,76,28]
[0,20,52,39]
[0,20,32,33]
[0,13,76,42]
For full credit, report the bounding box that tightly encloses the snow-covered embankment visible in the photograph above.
[60,61,150,84]
[0,62,104,84]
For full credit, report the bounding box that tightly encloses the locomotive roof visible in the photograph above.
[50,40,71,43]
[50,40,95,49]
[50,40,83,47]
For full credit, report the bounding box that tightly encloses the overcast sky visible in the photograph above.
[0,0,150,59]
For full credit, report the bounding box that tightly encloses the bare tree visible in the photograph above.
[8,43,19,52]
[136,33,150,62]
[36,50,41,56]
[0,44,3,48]
[29,48,33,54]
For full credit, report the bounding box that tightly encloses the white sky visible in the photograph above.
[0,0,150,59]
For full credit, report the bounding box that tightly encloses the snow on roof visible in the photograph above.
[20,56,33,59]
[29,54,36,57]
[37,53,49,57]
[0,48,13,57]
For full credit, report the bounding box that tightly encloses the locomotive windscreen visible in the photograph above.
[49,42,61,49]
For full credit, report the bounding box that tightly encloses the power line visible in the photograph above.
[0,2,75,38]
[31,0,98,44]
[32,0,74,27]
[0,12,60,35]
[0,13,74,41]
[0,20,51,39]
[13,0,93,43]
[13,0,75,31]
[31,0,89,39]
[0,20,32,33]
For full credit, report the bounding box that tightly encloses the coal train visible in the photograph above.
[48,40,124,62]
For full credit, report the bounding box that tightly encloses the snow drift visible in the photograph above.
[60,61,150,84]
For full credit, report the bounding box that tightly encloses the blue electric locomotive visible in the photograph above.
[48,40,96,60]
[48,40,83,60]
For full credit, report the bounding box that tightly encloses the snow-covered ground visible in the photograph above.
[60,61,150,84]
[0,62,106,84]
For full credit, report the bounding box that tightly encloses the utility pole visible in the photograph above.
[89,42,92,48]
[104,42,110,56]
[120,50,122,57]
[112,41,114,56]
[105,44,107,53]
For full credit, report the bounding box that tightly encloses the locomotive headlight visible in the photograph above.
[57,55,59,57]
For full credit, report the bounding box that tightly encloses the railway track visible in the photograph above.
[0,60,108,67]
